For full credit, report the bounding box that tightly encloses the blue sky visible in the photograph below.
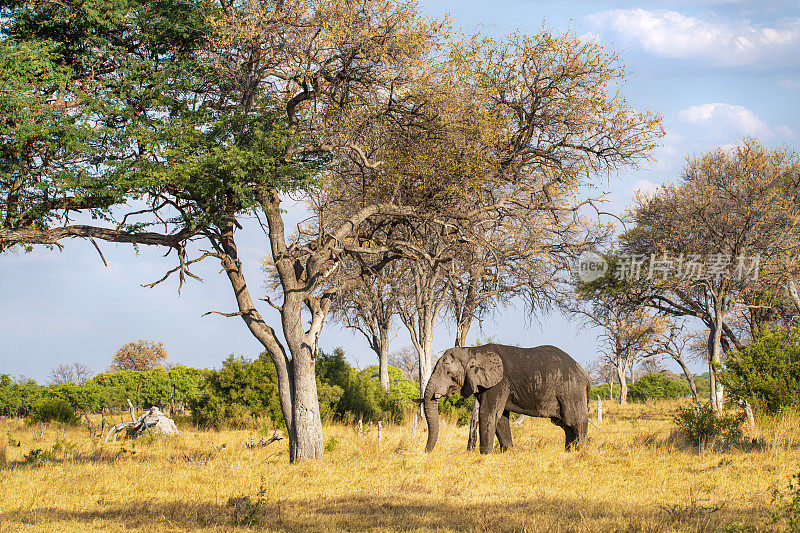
[1,0,799,382]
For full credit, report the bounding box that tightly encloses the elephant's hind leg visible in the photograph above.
[563,405,589,451]
[564,425,580,450]
[550,417,581,451]
[495,411,513,451]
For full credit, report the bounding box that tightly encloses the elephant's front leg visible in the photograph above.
[478,381,511,454]
[495,410,513,451]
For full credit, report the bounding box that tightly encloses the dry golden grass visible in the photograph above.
[0,400,797,532]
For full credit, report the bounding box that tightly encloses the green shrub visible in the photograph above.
[629,374,690,402]
[0,375,43,417]
[87,367,207,412]
[316,349,419,424]
[191,353,282,429]
[438,393,474,426]
[44,382,100,412]
[30,398,79,425]
[673,404,742,448]
[591,383,620,400]
[722,326,800,415]
[694,377,710,399]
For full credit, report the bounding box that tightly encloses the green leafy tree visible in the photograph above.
[722,326,800,415]
[45,382,101,412]
[167,366,209,408]
[191,354,282,429]
[0,375,42,417]
[628,374,691,402]
[316,349,417,423]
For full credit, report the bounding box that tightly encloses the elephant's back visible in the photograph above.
[490,344,589,388]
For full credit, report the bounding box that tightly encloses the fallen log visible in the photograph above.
[105,400,179,442]
[245,430,283,449]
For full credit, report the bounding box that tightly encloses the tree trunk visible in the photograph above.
[378,327,390,391]
[398,265,444,403]
[170,374,176,417]
[290,351,324,461]
[596,396,602,424]
[787,276,800,315]
[671,353,699,404]
[455,306,473,348]
[402,302,437,401]
[417,340,433,402]
[455,312,478,450]
[617,365,628,405]
[218,231,296,454]
[708,324,725,413]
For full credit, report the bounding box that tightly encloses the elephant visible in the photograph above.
[421,343,590,454]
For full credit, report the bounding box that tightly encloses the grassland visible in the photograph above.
[0,400,798,532]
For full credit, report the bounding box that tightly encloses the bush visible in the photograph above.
[44,382,100,413]
[673,404,742,448]
[0,375,43,417]
[591,383,620,400]
[629,374,690,402]
[191,354,282,429]
[694,377,710,399]
[30,398,79,425]
[316,349,418,424]
[438,393,474,426]
[722,326,800,415]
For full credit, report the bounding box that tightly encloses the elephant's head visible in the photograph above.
[423,347,503,452]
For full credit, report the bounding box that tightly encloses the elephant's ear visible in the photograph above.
[463,350,503,395]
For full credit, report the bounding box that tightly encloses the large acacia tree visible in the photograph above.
[1,0,446,461]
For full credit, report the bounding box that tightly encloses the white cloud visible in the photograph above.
[779,79,800,89]
[586,9,800,66]
[632,179,659,197]
[677,103,794,139]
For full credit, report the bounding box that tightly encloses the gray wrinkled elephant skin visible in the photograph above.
[423,343,590,454]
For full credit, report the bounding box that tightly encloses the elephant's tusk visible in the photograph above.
[410,398,424,404]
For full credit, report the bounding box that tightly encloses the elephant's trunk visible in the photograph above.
[423,381,440,452]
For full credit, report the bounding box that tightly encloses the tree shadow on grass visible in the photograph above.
[0,493,766,532]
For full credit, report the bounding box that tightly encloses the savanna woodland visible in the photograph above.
[1,0,799,531]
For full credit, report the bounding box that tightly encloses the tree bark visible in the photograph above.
[290,349,324,461]
[616,364,628,405]
[787,277,800,315]
[670,352,699,404]
[707,323,725,413]
[216,221,296,454]
[378,327,390,391]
